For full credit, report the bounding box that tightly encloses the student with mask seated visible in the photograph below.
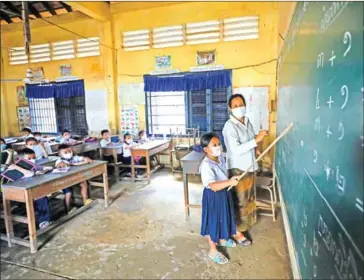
[25,137,48,160]
[21,127,34,140]
[60,130,77,145]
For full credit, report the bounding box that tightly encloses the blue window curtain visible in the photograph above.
[143,70,232,92]
[26,80,85,99]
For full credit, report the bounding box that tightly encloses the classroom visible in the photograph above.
[0,1,363,279]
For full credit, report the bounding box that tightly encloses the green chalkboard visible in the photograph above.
[276,2,363,279]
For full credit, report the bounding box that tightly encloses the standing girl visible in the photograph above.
[199,132,242,264]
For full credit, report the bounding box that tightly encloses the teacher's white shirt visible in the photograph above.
[222,116,258,172]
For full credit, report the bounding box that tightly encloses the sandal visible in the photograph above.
[84,198,94,206]
[236,237,252,246]
[208,252,229,265]
[218,239,236,248]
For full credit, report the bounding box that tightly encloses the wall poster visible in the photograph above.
[16,85,28,106]
[155,55,171,69]
[197,50,216,65]
[17,106,31,132]
[120,105,139,136]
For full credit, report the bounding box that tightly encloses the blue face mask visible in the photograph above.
[0,144,6,151]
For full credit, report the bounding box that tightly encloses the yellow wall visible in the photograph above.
[0,12,106,136]
[1,2,284,167]
[113,1,278,165]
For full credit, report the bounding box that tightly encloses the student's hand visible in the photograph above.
[229,176,240,187]
[255,149,262,157]
[255,130,268,144]
[84,157,92,163]
[56,162,68,169]
[7,164,17,170]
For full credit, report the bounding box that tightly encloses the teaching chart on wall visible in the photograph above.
[233,87,269,134]
[276,2,363,280]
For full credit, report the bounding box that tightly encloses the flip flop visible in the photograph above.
[208,252,229,265]
[84,198,94,206]
[218,239,236,248]
[237,237,252,246]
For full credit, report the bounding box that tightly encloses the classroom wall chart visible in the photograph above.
[120,105,139,136]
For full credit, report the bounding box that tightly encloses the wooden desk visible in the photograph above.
[180,151,205,217]
[131,140,170,184]
[71,142,100,155]
[11,142,26,152]
[1,161,109,253]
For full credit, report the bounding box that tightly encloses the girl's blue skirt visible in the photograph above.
[200,188,236,243]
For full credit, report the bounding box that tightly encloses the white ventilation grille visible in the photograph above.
[186,20,220,45]
[76,37,100,58]
[52,40,75,60]
[9,47,28,65]
[223,16,259,42]
[30,43,51,63]
[122,29,150,51]
[153,25,184,49]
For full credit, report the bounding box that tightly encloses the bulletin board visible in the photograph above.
[233,86,269,134]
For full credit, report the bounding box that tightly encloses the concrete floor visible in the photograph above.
[1,170,292,279]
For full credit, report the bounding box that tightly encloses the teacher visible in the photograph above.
[222,94,267,241]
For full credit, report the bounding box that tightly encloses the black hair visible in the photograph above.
[20,148,35,156]
[22,127,32,133]
[0,137,5,144]
[58,144,70,151]
[34,132,42,136]
[138,130,145,137]
[200,132,219,149]
[228,94,246,108]
[101,129,109,136]
[62,130,70,135]
[25,137,38,145]
[124,132,131,139]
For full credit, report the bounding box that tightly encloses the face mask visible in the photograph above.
[64,135,70,140]
[0,144,6,151]
[125,139,132,144]
[35,136,42,141]
[232,107,246,119]
[142,135,147,140]
[29,159,36,163]
[211,146,222,157]
[62,153,73,159]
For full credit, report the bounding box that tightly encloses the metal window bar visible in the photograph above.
[28,98,58,133]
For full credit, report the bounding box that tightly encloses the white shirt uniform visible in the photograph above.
[199,156,228,189]
[60,137,77,145]
[222,116,258,172]
[122,142,133,157]
[28,145,46,160]
[100,139,111,147]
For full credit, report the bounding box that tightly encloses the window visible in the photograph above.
[146,91,186,135]
[29,98,58,133]
[145,88,231,138]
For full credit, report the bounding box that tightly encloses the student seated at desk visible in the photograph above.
[1,137,9,151]
[21,127,34,140]
[100,129,123,162]
[137,130,150,144]
[25,137,48,160]
[55,144,93,213]
[1,148,52,229]
[60,130,77,145]
[122,133,141,175]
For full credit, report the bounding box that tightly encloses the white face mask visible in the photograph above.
[125,139,132,144]
[29,159,36,163]
[35,136,42,141]
[211,146,222,157]
[142,135,147,140]
[62,153,73,159]
[232,107,246,119]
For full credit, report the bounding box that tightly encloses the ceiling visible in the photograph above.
[0,1,73,25]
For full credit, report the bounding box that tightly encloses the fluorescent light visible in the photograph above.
[186,38,220,45]
[223,34,259,41]
[153,42,184,48]
[124,46,150,51]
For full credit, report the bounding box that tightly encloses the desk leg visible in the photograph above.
[25,191,38,253]
[183,172,190,217]
[103,165,109,208]
[2,196,14,247]
[131,156,136,183]
[146,152,151,184]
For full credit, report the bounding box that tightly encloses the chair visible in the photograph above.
[99,146,124,182]
[255,165,278,221]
